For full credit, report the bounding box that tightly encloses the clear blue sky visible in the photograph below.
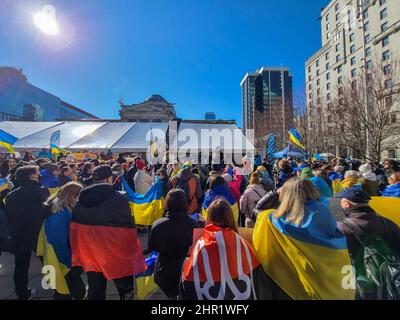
[0,0,329,126]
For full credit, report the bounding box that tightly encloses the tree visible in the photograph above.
[330,55,400,162]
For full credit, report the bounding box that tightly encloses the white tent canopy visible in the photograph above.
[0,121,254,153]
[171,122,254,152]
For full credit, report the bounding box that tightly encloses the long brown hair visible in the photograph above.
[45,182,82,213]
[250,172,261,185]
[206,198,238,232]
[273,176,320,225]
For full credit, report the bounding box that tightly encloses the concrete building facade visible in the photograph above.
[119,95,177,122]
[305,0,400,159]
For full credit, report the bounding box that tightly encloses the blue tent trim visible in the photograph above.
[274,146,306,159]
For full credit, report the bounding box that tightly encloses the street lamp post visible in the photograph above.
[358,0,371,160]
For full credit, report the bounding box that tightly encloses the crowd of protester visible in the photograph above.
[0,149,399,300]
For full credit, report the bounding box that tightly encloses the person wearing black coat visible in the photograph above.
[336,188,400,259]
[251,190,280,222]
[5,165,50,300]
[145,189,199,299]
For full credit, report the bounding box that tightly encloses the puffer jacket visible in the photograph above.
[228,168,243,205]
[240,184,267,228]
[381,183,400,198]
[134,170,154,194]
[253,190,280,220]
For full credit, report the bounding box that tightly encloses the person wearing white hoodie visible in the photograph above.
[358,163,379,196]
[133,160,154,194]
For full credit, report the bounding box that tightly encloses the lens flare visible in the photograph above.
[33,5,59,36]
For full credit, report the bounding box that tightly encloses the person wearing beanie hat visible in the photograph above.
[300,168,314,179]
[358,163,379,196]
[336,188,400,280]
[301,168,333,198]
[70,164,145,300]
[135,159,146,171]
[134,160,154,194]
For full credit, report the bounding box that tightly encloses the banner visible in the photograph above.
[265,133,277,162]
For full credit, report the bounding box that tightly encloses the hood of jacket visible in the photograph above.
[203,184,236,208]
[381,183,400,198]
[40,169,60,188]
[177,168,194,182]
[78,183,115,208]
[361,172,377,182]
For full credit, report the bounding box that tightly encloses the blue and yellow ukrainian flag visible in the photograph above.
[0,178,10,193]
[36,215,71,295]
[289,128,305,149]
[0,129,18,154]
[329,172,343,195]
[122,177,165,226]
[369,197,400,228]
[50,130,68,155]
[253,208,355,300]
[135,252,159,300]
[202,185,239,223]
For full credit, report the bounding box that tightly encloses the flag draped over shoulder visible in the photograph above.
[0,129,18,154]
[369,197,400,227]
[70,184,146,280]
[202,185,239,223]
[253,206,355,300]
[36,214,71,295]
[265,133,277,162]
[329,172,343,195]
[289,128,305,149]
[135,252,159,300]
[122,176,165,226]
[182,225,261,300]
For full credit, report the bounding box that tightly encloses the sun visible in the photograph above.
[33,5,59,36]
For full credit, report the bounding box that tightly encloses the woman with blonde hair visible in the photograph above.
[181,199,273,300]
[253,176,355,300]
[37,182,86,300]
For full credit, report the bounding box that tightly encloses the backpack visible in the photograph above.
[343,219,400,300]
[176,176,195,204]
